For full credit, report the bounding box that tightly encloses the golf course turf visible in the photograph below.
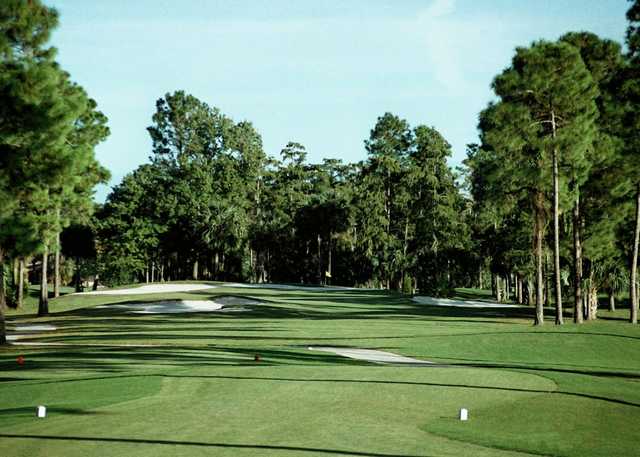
[1,283,639,456]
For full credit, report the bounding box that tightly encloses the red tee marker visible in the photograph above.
[16,356,25,366]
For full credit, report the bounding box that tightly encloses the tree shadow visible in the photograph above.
[0,434,431,457]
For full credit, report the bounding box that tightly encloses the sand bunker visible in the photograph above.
[95,296,260,314]
[225,282,360,292]
[80,283,217,295]
[7,324,57,342]
[309,346,433,365]
[412,296,522,308]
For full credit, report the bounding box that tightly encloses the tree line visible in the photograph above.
[1,0,640,347]
[95,93,469,296]
[0,1,110,344]
[466,3,640,325]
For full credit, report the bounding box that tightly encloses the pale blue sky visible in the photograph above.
[48,0,629,201]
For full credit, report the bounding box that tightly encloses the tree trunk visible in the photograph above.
[0,249,7,345]
[573,195,583,324]
[516,275,522,304]
[534,195,545,326]
[588,286,598,320]
[527,277,533,306]
[250,248,255,283]
[17,258,25,307]
[317,234,323,285]
[327,237,333,286]
[631,185,640,324]
[38,246,49,317]
[496,276,503,302]
[193,259,198,280]
[54,231,61,298]
[145,265,149,284]
[151,261,156,283]
[551,112,563,324]
[491,273,496,298]
[74,257,82,293]
[609,289,615,312]
[12,257,18,289]
[93,274,99,291]
[544,250,550,307]
[0,295,5,345]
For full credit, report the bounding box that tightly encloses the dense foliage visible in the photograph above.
[96,102,470,294]
[1,0,640,340]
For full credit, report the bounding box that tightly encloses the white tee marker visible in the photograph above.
[459,408,468,421]
[36,406,47,418]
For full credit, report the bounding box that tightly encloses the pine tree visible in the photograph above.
[0,1,99,335]
[362,113,412,289]
[624,0,640,323]
[487,41,599,325]
[560,32,625,322]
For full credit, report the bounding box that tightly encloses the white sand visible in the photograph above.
[95,296,259,314]
[7,324,57,342]
[13,324,57,332]
[95,299,222,314]
[225,282,361,292]
[79,283,217,295]
[309,346,433,365]
[412,296,522,308]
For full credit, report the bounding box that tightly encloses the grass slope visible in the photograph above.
[1,283,639,456]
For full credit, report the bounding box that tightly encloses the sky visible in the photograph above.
[48,0,629,202]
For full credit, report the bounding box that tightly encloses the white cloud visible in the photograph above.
[421,0,456,19]
[415,0,468,93]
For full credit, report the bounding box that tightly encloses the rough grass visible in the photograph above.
[1,282,639,456]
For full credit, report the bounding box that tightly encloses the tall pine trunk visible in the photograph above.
[327,237,333,286]
[551,111,563,324]
[317,234,323,285]
[631,184,640,324]
[534,194,545,326]
[573,194,583,324]
[54,231,61,298]
[38,246,49,317]
[0,250,7,345]
[193,259,198,280]
[17,258,25,307]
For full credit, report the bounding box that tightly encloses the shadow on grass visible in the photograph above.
[18,285,581,327]
[0,406,107,417]
[55,291,540,325]
[0,345,372,373]
[5,371,640,409]
[0,434,430,457]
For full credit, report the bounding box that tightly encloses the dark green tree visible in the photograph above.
[488,41,599,325]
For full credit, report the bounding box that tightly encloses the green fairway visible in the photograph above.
[1,283,639,457]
